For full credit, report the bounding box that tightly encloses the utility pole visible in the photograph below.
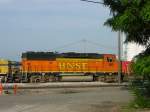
[82,39,87,53]
[80,0,122,83]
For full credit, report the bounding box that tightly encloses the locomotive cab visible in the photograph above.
[103,54,118,72]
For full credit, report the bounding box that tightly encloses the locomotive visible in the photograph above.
[21,52,130,83]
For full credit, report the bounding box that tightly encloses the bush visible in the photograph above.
[130,56,150,108]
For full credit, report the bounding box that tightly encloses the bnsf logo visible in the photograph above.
[58,62,88,70]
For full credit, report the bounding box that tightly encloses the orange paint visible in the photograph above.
[22,54,119,73]
[0,83,3,95]
[14,84,18,95]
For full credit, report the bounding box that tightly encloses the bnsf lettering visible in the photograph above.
[58,63,88,70]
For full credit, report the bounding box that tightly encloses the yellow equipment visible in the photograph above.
[0,59,9,75]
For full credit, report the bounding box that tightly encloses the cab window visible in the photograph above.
[107,57,113,62]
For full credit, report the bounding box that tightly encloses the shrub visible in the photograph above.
[130,56,150,108]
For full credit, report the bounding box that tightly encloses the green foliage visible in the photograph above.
[130,95,150,108]
[141,1,150,21]
[130,56,150,108]
[130,81,150,108]
[103,0,150,49]
[132,56,150,77]
[131,56,150,96]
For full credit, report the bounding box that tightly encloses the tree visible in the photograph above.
[131,56,150,108]
[102,0,150,53]
[132,56,150,78]
[103,0,150,108]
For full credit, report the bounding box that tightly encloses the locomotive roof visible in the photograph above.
[60,52,103,59]
[22,52,105,60]
[22,52,57,60]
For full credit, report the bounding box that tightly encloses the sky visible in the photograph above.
[0,0,117,61]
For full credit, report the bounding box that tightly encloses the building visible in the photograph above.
[122,33,145,61]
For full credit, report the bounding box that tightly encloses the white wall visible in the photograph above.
[126,43,145,61]
[121,33,145,61]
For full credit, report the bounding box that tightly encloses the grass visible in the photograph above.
[125,95,150,111]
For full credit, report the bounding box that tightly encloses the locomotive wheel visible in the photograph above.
[58,76,62,82]
[93,76,99,81]
[35,79,41,83]
[98,75,106,82]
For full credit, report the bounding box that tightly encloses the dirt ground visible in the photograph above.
[0,87,133,112]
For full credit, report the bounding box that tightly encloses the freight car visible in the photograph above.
[21,52,130,83]
[0,59,21,83]
[0,59,10,82]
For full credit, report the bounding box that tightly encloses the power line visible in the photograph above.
[49,39,117,52]
[85,39,117,50]
[49,40,82,52]
[80,0,104,4]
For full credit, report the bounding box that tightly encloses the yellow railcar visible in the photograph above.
[0,59,9,75]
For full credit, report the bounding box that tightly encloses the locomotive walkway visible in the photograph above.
[2,82,129,89]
